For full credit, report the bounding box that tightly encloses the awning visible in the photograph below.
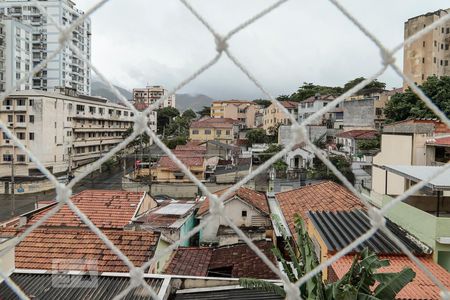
[384,165,450,191]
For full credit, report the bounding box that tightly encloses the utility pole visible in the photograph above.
[11,154,15,216]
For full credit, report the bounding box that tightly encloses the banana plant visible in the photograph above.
[240,214,415,300]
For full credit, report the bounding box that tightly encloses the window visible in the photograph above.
[3,154,12,162]
[29,99,34,106]
[434,57,437,63]
[216,129,222,135]
[204,129,211,134]
[4,99,12,106]
[242,210,247,217]
[89,106,96,114]
[124,111,128,116]
[17,115,25,122]
[17,99,25,106]
[3,132,9,140]
[76,104,85,112]
[226,130,231,135]
[17,132,25,140]
[446,44,450,50]
[192,130,199,135]
[7,115,13,122]
[29,132,34,140]
[16,155,25,162]
[99,108,104,115]
[423,41,426,47]
[434,40,437,47]
[422,57,425,64]
[376,108,383,116]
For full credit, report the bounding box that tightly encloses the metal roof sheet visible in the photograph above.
[384,165,450,190]
[308,209,432,255]
[0,272,163,300]
[175,286,283,300]
[153,203,195,216]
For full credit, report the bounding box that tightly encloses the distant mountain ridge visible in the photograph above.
[91,78,214,112]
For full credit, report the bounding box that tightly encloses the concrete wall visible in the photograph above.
[0,237,16,280]
[343,98,375,130]
[149,182,233,198]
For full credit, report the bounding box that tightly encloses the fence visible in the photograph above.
[0,0,449,299]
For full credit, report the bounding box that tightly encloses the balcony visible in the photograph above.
[14,122,27,128]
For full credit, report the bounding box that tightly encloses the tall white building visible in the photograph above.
[0,0,91,95]
[0,88,134,182]
[0,16,33,92]
[133,85,176,109]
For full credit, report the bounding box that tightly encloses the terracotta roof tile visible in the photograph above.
[302,94,336,103]
[426,136,450,146]
[331,255,450,300]
[336,130,378,139]
[276,181,365,237]
[6,228,160,273]
[27,190,144,229]
[280,101,298,109]
[157,156,204,171]
[164,241,277,279]
[190,118,237,129]
[198,187,268,216]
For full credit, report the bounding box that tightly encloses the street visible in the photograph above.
[0,166,131,222]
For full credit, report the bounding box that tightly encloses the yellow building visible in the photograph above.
[403,9,450,88]
[189,118,237,144]
[151,152,205,183]
[262,101,297,133]
[211,100,260,128]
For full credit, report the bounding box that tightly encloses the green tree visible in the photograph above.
[164,136,187,149]
[259,144,283,163]
[240,215,416,300]
[182,108,197,120]
[311,155,355,185]
[122,127,150,148]
[253,99,272,108]
[276,95,290,101]
[197,106,211,117]
[165,115,192,137]
[343,77,386,93]
[384,76,450,122]
[156,107,180,135]
[290,83,342,102]
[246,128,269,145]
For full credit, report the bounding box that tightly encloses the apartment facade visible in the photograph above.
[403,9,450,87]
[0,88,134,183]
[132,85,176,109]
[298,94,335,125]
[0,0,92,95]
[0,16,32,92]
[189,118,238,144]
[262,100,297,133]
[210,100,260,128]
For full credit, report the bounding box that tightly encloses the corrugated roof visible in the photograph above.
[175,287,283,300]
[0,272,163,300]
[197,187,269,216]
[26,190,145,229]
[384,165,450,190]
[308,209,431,255]
[5,227,160,272]
[275,181,365,238]
[331,255,450,300]
[426,136,450,146]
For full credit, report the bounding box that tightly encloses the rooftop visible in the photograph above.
[335,129,378,140]
[3,227,160,272]
[197,187,269,216]
[175,286,283,300]
[136,199,197,228]
[426,136,450,147]
[157,156,204,170]
[26,190,146,229]
[275,181,365,237]
[302,94,335,103]
[308,209,432,255]
[384,165,450,191]
[280,100,298,109]
[331,255,450,300]
[383,119,450,135]
[164,240,277,279]
[190,118,237,129]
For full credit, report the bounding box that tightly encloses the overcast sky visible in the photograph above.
[76,0,449,99]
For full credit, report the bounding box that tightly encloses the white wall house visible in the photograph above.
[0,88,134,183]
[0,0,92,95]
[298,94,335,125]
[197,188,271,245]
[284,146,314,170]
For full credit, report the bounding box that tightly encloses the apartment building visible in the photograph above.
[343,88,401,130]
[0,88,134,184]
[210,100,260,128]
[189,118,238,144]
[0,16,32,92]
[262,100,297,133]
[132,85,176,109]
[403,9,450,87]
[0,0,92,95]
[298,94,335,125]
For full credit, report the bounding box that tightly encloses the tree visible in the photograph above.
[276,95,290,101]
[197,106,211,117]
[343,77,386,93]
[122,127,150,148]
[311,155,355,185]
[246,128,269,145]
[253,99,272,108]
[156,107,180,135]
[240,215,416,300]
[290,83,342,102]
[164,136,187,149]
[384,76,450,122]
[259,144,283,163]
[182,109,197,120]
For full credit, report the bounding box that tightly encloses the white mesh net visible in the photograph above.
[0,0,449,299]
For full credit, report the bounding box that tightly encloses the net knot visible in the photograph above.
[380,49,395,67]
[55,184,72,203]
[285,283,301,300]
[209,195,224,215]
[440,290,450,300]
[130,267,144,288]
[215,35,228,53]
[133,113,149,135]
[290,124,307,144]
[368,207,385,228]
[58,29,73,45]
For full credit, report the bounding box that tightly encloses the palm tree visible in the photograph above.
[240,214,416,299]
